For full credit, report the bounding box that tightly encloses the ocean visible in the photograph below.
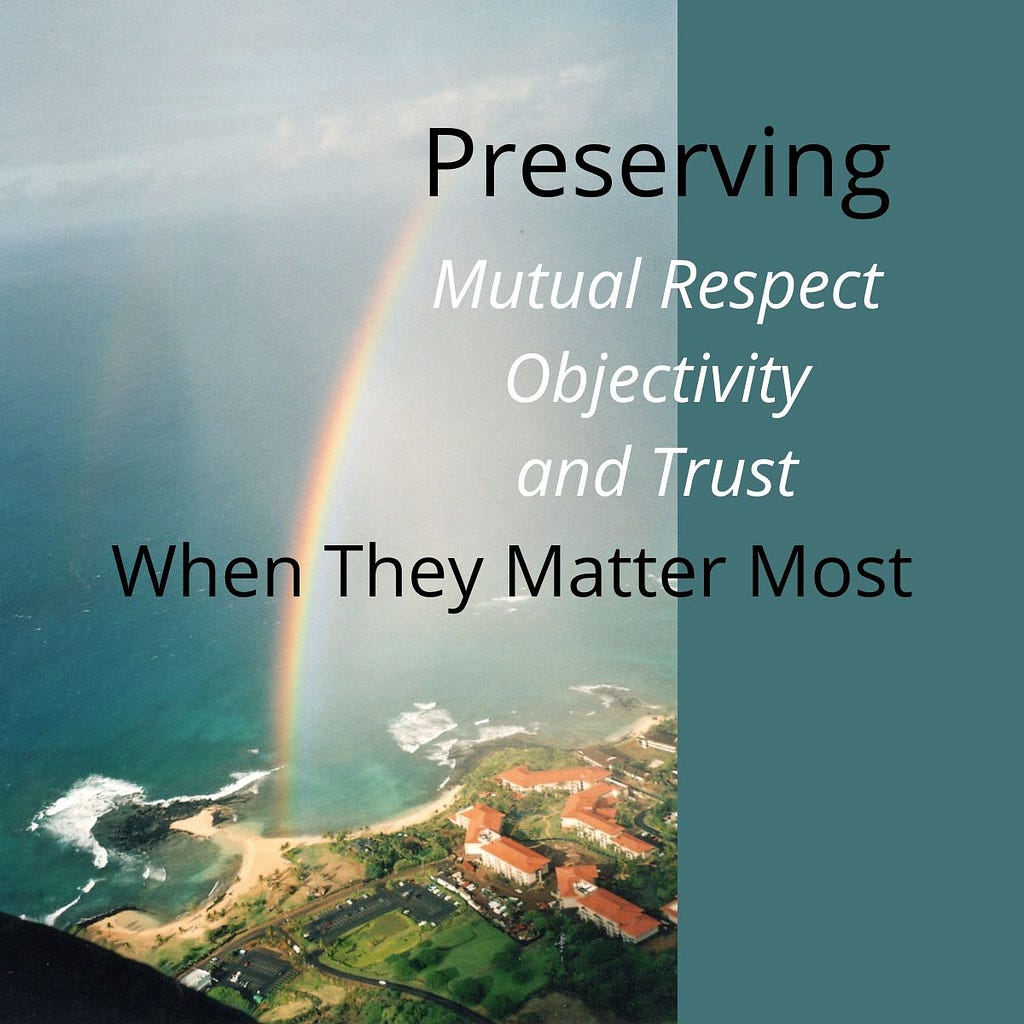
[0,213,677,930]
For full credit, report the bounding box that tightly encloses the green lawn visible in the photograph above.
[483,940,556,1008]
[433,914,512,976]
[327,911,421,969]
[516,811,564,839]
[432,923,475,950]
[330,908,551,1011]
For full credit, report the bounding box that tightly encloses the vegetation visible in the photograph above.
[449,976,486,1005]
[336,829,453,879]
[358,990,462,1024]
[326,909,548,1015]
[208,984,253,1014]
[328,913,422,970]
[172,939,218,972]
[119,735,677,1022]
[527,910,676,1022]
[609,840,678,910]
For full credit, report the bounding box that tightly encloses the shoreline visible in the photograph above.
[348,783,464,838]
[82,716,672,958]
[82,785,466,957]
[607,711,669,744]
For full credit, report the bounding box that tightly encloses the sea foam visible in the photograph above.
[424,721,537,770]
[473,722,536,744]
[570,683,632,708]
[388,704,458,754]
[33,775,145,869]
[149,767,276,807]
[43,894,82,927]
[31,767,275,870]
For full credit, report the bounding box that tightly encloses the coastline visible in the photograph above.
[608,711,668,743]
[83,716,671,961]
[348,783,464,837]
[83,785,466,958]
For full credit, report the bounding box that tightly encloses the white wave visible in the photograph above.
[80,878,101,894]
[473,718,490,726]
[472,723,537,745]
[570,684,632,708]
[44,894,81,927]
[426,737,460,769]
[32,767,279,869]
[414,701,437,711]
[149,767,277,808]
[428,721,539,770]
[33,775,145,869]
[142,865,167,883]
[437,775,451,791]
[388,705,457,754]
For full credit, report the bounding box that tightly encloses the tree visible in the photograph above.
[483,991,516,1018]
[386,953,416,981]
[410,945,442,969]
[449,977,485,1005]
[207,985,252,1013]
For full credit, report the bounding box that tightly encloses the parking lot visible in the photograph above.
[303,883,456,944]
[211,948,293,1000]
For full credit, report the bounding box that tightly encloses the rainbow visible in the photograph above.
[273,202,435,823]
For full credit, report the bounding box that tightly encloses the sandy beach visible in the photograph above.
[348,784,464,837]
[87,814,320,958]
[608,712,669,743]
[85,786,465,960]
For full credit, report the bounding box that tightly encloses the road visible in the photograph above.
[188,862,494,1022]
[312,954,494,1024]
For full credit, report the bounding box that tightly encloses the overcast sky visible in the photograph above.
[0,2,676,238]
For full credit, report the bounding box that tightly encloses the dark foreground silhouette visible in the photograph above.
[0,912,251,1023]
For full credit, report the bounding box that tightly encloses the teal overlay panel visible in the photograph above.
[678,4,1019,1022]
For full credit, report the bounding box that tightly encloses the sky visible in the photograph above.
[0,3,677,238]
[0,4,680,820]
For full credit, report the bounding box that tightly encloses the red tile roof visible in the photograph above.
[577,888,660,940]
[480,836,550,875]
[613,831,657,856]
[450,804,506,846]
[554,863,600,900]
[561,786,655,855]
[498,765,609,790]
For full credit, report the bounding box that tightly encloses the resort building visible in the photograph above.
[554,864,600,908]
[560,785,656,860]
[555,864,660,944]
[638,728,677,755]
[497,764,610,794]
[449,804,506,856]
[661,898,679,926]
[575,887,661,944]
[450,802,551,887]
[478,835,550,887]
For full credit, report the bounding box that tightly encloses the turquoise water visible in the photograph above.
[0,216,676,928]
